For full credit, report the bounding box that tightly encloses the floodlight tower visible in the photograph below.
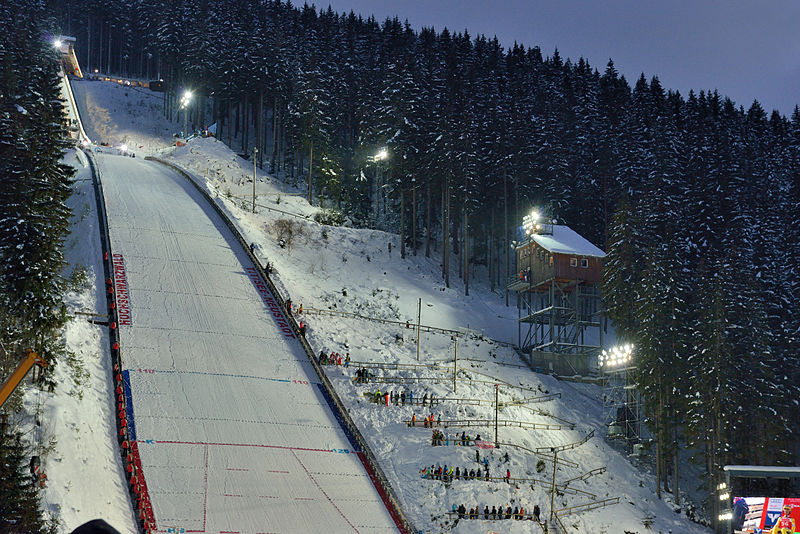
[180,90,193,138]
[599,344,641,451]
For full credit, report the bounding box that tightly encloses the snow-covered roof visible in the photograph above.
[724,465,800,477]
[531,224,606,258]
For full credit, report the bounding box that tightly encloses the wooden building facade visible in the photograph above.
[507,224,605,376]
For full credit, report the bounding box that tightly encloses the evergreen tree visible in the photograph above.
[0,430,54,534]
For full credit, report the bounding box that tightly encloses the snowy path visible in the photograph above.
[95,152,398,533]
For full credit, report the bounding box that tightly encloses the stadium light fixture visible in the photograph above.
[374,148,388,161]
[53,39,62,49]
[522,210,542,237]
[718,511,732,521]
[598,344,634,369]
[180,90,193,109]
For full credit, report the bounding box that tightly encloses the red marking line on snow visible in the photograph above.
[259,496,279,499]
[294,497,315,501]
[226,468,249,472]
[357,451,406,533]
[220,531,239,533]
[291,450,360,533]
[154,440,336,453]
[112,253,131,325]
[267,470,290,474]
[245,267,295,339]
[224,494,244,498]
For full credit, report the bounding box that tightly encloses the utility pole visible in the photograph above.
[550,448,558,522]
[452,336,458,394]
[252,147,258,213]
[416,298,421,362]
[495,384,499,447]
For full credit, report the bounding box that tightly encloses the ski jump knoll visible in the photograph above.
[90,150,399,533]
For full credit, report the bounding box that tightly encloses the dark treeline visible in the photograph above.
[1,1,73,532]
[49,0,800,528]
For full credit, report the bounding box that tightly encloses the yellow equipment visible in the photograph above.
[0,349,48,409]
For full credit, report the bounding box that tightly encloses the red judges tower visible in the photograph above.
[507,212,605,375]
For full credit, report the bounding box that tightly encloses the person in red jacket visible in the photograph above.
[772,504,796,534]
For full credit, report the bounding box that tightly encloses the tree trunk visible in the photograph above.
[489,203,495,292]
[503,168,509,307]
[400,190,406,259]
[412,182,417,255]
[444,178,450,288]
[464,209,469,296]
[257,91,264,168]
[242,94,249,152]
[271,99,278,172]
[227,99,233,147]
[307,142,313,203]
[673,426,680,505]
[425,182,432,258]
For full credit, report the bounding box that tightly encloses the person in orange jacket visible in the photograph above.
[772,504,796,534]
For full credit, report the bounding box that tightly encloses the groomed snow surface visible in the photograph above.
[32,77,711,534]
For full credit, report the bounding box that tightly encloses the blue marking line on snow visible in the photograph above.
[122,369,137,442]
[315,383,361,453]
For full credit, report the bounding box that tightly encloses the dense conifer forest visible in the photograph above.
[1,1,73,531]
[3,0,799,528]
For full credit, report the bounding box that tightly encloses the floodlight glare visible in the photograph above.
[599,344,634,368]
[717,482,727,491]
[53,39,62,49]
[375,148,388,161]
[718,511,732,521]
[120,144,128,152]
[719,492,729,501]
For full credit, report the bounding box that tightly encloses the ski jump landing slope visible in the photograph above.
[95,152,398,533]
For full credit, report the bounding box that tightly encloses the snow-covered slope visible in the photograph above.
[45,78,711,534]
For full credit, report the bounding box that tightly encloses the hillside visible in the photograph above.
[39,78,711,533]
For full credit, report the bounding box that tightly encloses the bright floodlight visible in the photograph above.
[375,148,388,161]
[718,511,732,521]
[719,492,729,501]
[120,144,128,152]
[598,344,634,369]
[522,210,541,236]
[180,90,193,109]
[53,39,62,49]
[717,482,727,491]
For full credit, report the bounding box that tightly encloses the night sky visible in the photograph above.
[319,0,800,116]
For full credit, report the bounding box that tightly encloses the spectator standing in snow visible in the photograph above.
[249,242,255,254]
[533,505,540,521]
[344,353,350,367]
[285,298,292,316]
[505,469,510,483]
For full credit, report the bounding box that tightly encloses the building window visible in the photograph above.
[549,255,553,267]
[570,257,577,267]
[581,258,589,268]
